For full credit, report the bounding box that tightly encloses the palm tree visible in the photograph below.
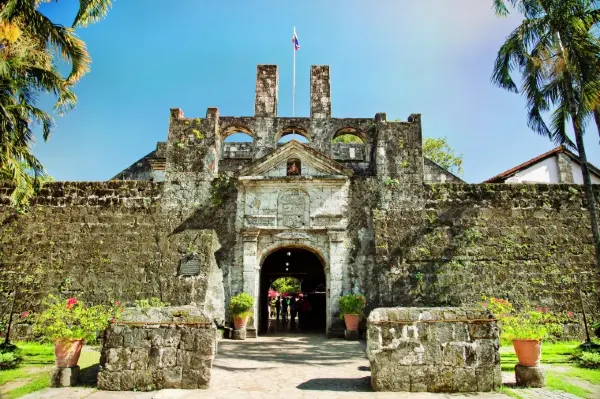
[492,0,600,268]
[0,1,112,206]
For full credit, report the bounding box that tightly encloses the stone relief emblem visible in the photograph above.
[277,189,309,228]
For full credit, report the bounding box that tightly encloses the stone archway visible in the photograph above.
[259,247,326,335]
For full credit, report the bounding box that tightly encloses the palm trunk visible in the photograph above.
[554,31,600,269]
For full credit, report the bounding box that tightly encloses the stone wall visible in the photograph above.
[372,183,600,318]
[366,307,501,392]
[98,306,217,391]
[0,181,225,324]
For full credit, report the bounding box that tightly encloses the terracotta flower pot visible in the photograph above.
[54,338,84,368]
[233,315,249,330]
[513,339,542,366]
[344,314,360,331]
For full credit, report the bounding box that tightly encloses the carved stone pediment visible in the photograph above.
[238,140,353,178]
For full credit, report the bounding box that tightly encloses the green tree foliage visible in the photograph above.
[492,0,600,269]
[0,1,112,207]
[332,134,363,143]
[271,277,301,294]
[423,137,463,176]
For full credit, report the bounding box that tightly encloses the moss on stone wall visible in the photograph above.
[373,183,600,319]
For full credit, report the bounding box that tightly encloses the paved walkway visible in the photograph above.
[23,332,512,399]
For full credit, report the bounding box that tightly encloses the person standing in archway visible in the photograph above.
[282,296,289,323]
[275,296,281,321]
[290,296,298,324]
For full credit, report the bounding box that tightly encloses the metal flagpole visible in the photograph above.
[292,27,296,141]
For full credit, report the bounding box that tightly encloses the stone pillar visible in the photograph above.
[310,65,331,119]
[254,65,278,117]
[242,230,260,332]
[557,152,574,183]
[327,230,345,336]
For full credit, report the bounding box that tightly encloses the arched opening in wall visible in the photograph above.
[222,126,254,159]
[277,127,310,144]
[332,128,366,161]
[259,247,326,335]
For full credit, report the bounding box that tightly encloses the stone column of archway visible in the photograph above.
[242,230,260,333]
[327,230,346,336]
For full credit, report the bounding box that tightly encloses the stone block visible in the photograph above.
[233,329,246,340]
[182,368,211,389]
[50,366,79,387]
[97,370,120,391]
[123,328,149,348]
[474,339,499,366]
[476,366,502,392]
[344,329,359,340]
[409,365,429,392]
[427,367,453,392]
[452,368,476,392]
[515,364,545,388]
[469,322,498,339]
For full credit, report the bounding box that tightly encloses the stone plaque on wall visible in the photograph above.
[277,189,309,228]
[179,257,200,276]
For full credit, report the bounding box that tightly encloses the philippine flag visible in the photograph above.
[292,28,300,50]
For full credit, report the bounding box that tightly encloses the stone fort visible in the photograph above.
[1,65,598,337]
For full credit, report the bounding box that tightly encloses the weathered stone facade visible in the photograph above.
[366,307,502,392]
[98,306,217,390]
[1,64,599,339]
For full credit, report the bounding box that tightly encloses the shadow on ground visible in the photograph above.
[77,364,99,388]
[297,377,372,392]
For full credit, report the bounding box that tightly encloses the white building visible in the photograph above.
[485,146,600,184]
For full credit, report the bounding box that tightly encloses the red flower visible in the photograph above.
[66,298,78,309]
[20,311,29,318]
[109,317,115,324]
[567,311,574,318]
[115,301,121,307]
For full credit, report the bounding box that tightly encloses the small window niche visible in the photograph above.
[287,158,301,176]
[179,255,201,277]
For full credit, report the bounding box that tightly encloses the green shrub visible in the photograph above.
[0,351,21,370]
[229,293,253,317]
[573,350,600,369]
[135,297,169,308]
[338,293,366,319]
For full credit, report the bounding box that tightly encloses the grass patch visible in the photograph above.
[546,371,592,398]
[6,374,50,399]
[564,367,600,385]
[497,385,527,399]
[0,342,101,398]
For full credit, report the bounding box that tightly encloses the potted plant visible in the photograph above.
[229,293,253,330]
[338,293,366,331]
[484,297,560,367]
[34,295,122,368]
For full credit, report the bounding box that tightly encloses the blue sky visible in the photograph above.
[36,0,600,183]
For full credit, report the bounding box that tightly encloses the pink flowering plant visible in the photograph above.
[338,293,367,319]
[33,295,123,342]
[482,297,562,345]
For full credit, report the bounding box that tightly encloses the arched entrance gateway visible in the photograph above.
[236,139,355,338]
[259,247,326,334]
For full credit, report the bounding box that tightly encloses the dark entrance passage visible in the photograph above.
[259,247,326,335]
